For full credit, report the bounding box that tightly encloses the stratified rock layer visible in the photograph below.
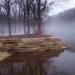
[0,37,67,52]
[0,37,67,61]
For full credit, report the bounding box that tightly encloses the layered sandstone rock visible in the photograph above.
[0,37,67,52]
[0,37,68,61]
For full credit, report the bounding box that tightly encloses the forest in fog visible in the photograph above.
[0,0,52,36]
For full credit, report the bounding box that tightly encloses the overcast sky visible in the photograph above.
[48,0,75,16]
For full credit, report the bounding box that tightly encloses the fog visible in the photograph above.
[44,7,75,49]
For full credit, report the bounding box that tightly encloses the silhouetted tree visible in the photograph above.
[31,0,47,35]
[0,0,60,36]
[15,0,27,34]
[0,0,14,35]
[12,3,17,34]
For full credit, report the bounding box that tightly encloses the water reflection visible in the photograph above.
[49,50,75,75]
[0,49,64,75]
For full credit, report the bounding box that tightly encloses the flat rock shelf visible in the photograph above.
[0,36,68,61]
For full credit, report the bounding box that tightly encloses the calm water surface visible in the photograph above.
[0,49,75,75]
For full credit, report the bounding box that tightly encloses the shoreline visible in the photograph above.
[0,34,51,39]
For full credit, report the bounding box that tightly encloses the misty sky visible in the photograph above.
[48,0,75,16]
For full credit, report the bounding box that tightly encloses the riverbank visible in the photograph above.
[0,36,67,61]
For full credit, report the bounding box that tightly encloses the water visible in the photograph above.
[50,50,75,75]
[0,49,63,75]
[0,50,75,75]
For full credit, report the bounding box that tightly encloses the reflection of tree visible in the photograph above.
[0,60,47,75]
[0,60,69,75]
[0,47,64,75]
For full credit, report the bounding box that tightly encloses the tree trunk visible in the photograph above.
[15,14,16,34]
[2,24,4,36]
[24,13,26,34]
[37,21,42,35]
[37,0,42,35]
[28,20,30,34]
[7,2,11,36]
[8,15,11,36]
[27,0,30,34]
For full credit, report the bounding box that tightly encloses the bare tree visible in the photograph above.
[31,0,59,35]
[0,0,60,36]
[30,0,47,35]
[12,4,17,34]
[0,0,15,36]
[15,0,27,34]
[16,0,34,34]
